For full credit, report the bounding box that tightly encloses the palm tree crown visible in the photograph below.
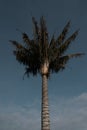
[10,16,84,77]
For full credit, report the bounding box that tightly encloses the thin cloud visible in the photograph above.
[0,93,87,130]
[50,93,87,130]
[0,104,40,130]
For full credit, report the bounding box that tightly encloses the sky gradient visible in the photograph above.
[0,0,87,130]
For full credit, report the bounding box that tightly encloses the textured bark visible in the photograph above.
[41,74,50,130]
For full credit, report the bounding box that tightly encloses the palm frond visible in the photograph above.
[40,16,47,31]
[32,17,40,40]
[59,53,84,62]
[58,29,79,55]
[56,21,71,46]
[22,33,39,53]
[40,16,48,41]
[48,34,56,61]
[49,52,84,73]
[40,16,49,61]
[22,33,31,46]
[58,53,84,68]
[49,34,55,48]
[10,40,26,50]
[64,53,85,59]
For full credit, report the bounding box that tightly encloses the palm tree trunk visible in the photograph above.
[41,74,50,130]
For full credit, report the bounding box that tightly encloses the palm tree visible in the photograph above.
[10,16,84,130]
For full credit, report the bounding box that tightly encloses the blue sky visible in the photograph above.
[0,0,87,130]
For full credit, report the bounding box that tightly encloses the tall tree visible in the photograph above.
[10,16,84,130]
